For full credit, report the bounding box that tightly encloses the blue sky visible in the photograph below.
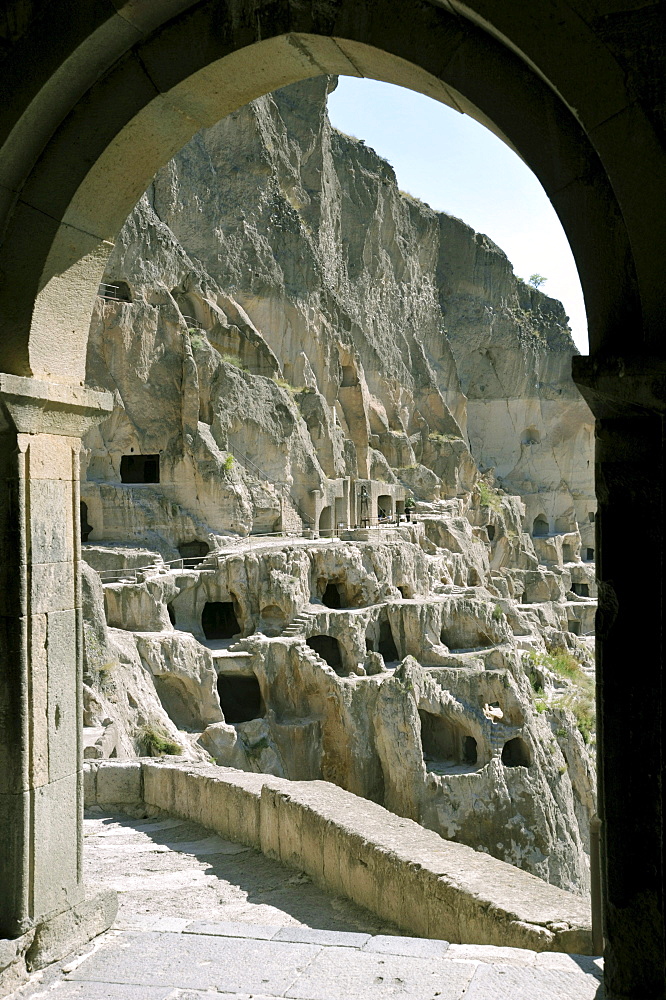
[328,77,588,353]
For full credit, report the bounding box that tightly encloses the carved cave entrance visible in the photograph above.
[419,709,478,771]
[202,601,240,640]
[217,674,264,723]
[321,582,343,608]
[307,634,344,674]
[319,505,333,537]
[532,515,549,537]
[378,620,399,662]
[120,453,160,484]
[501,737,531,768]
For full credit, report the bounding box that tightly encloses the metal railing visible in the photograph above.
[98,282,122,301]
[228,445,314,527]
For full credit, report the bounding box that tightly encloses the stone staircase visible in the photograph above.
[282,609,317,638]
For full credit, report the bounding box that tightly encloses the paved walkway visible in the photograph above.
[10,813,605,999]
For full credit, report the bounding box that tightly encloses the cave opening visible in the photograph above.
[502,737,531,768]
[80,501,92,542]
[321,582,343,609]
[463,735,478,765]
[487,524,495,542]
[167,603,176,627]
[568,619,581,635]
[441,622,492,651]
[120,453,160,484]
[179,540,210,560]
[532,515,549,537]
[202,601,240,640]
[587,547,595,561]
[306,634,344,674]
[378,620,399,662]
[419,710,477,770]
[572,582,590,597]
[217,674,264,723]
[562,543,574,562]
[319,505,333,537]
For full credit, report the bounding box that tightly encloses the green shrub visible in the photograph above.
[273,376,305,394]
[220,353,245,369]
[478,482,503,512]
[535,699,548,714]
[139,725,182,757]
[492,604,503,622]
[223,455,234,473]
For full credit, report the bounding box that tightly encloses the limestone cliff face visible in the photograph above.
[84,76,592,542]
[80,77,597,896]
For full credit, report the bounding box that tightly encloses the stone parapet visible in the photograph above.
[85,759,592,955]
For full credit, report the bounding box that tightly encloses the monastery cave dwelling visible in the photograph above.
[81,78,596,898]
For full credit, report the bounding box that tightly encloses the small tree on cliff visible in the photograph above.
[528,273,547,289]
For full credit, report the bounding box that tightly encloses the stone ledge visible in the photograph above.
[85,760,593,955]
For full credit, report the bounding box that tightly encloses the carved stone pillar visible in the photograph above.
[0,375,115,973]
[573,356,666,999]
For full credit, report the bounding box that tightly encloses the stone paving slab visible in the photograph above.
[283,946,476,999]
[184,921,282,940]
[273,927,370,948]
[464,963,605,999]
[362,934,450,959]
[67,932,321,994]
[23,984,173,999]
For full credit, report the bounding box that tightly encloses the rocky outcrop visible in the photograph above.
[79,77,597,897]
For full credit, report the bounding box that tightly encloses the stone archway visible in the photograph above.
[1,4,665,994]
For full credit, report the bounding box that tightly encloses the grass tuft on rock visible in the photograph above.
[139,724,182,757]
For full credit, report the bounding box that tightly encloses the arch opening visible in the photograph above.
[306,634,344,674]
[202,601,240,640]
[321,582,343,609]
[502,737,531,768]
[532,515,549,537]
[217,674,263,724]
[318,505,333,537]
[419,709,479,772]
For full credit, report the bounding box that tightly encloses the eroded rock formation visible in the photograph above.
[80,77,596,897]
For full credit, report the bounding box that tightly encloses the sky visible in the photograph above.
[328,77,588,354]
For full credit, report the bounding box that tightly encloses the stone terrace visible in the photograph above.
[8,812,604,1000]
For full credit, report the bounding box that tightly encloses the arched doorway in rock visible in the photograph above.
[306,634,344,674]
[217,673,264,723]
[201,601,240,641]
[532,515,549,537]
[377,494,392,520]
[321,582,343,609]
[501,737,531,768]
[318,505,333,537]
[419,709,478,772]
[378,618,399,663]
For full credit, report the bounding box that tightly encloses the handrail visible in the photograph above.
[228,444,314,526]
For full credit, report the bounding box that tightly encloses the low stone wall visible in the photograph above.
[84,760,592,955]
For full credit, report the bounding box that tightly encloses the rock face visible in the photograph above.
[80,77,597,896]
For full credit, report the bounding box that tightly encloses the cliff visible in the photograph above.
[79,77,597,896]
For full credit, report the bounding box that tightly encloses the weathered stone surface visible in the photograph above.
[76,79,597,904]
[89,761,593,954]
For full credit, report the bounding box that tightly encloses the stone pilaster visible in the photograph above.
[0,375,112,939]
[573,355,666,999]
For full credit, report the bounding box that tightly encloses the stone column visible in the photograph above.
[0,375,114,963]
[573,356,666,999]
